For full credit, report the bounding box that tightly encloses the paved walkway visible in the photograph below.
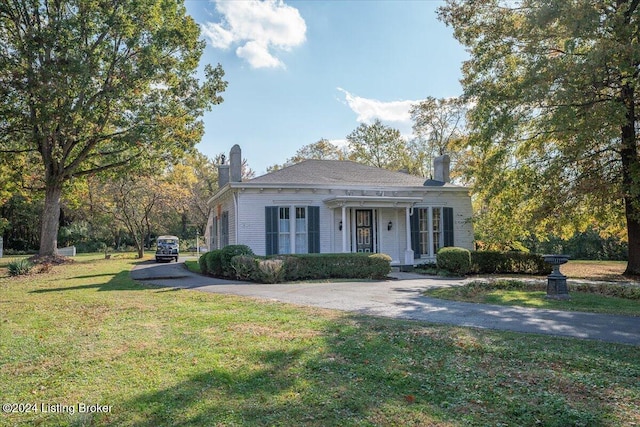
[131,259,640,346]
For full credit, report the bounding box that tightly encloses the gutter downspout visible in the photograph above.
[233,190,239,245]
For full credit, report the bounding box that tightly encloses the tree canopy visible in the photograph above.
[408,96,468,179]
[347,119,407,170]
[439,0,640,274]
[267,138,345,172]
[0,0,226,256]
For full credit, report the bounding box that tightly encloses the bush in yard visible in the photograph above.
[572,282,640,300]
[220,245,254,278]
[437,247,472,276]
[276,253,392,281]
[198,253,209,276]
[470,251,551,275]
[8,259,34,276]
[205,250,223,277]
[256,259,285,283]
[230,255,258,280]
[368,253,392,279]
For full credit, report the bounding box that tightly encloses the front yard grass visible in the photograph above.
[425,282,640,316]
[1,256,639,426]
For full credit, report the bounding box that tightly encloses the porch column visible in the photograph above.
[341,205,347,253]
[404,207,414,264]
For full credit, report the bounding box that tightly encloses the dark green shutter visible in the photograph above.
[307,206,320,253]
[265,206,279,255]
[443,207,454,247]
[221,212,229,247]
[410,210,421,258]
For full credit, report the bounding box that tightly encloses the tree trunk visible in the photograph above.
[620,81,640,276]
[39,182,63,256]
[625,199,640,276]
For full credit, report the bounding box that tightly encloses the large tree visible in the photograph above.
[347,119,407,170]
[439,0,640,274]
[267,138,345,172]
[0,0,226,256]
[93,174,166,259]
[409,96,468,178]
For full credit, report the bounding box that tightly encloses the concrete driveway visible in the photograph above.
[131,258,640,346]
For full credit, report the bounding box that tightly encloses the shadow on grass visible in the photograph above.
[30,270,155,293]
[121,316,625,427]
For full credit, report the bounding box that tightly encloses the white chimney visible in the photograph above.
[230,144,242,183]
[433,154,450,183]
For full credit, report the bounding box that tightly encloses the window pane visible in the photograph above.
[296,234,308,254]
[296,207,306,232]
[295,207,307,253]
[279,207,290,253]
[279,207,290,232]
[279,207,290,219]
[279,236,290,254]
[418,208,429,255]
[433,207,441,254]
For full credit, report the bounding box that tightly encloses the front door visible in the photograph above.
[355,209,374,253]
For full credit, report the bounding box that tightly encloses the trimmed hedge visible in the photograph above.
[437,247,472,276]
[199,245,254,279]
[205,250,223,277]
[470,251,551,275]
[230,255,258,281]
[201,249,390,283]
[198,253,209,276]
[220,245,254,277]
[275,253,391,281]
[255,259,286,283]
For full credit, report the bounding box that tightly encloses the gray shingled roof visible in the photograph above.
[248,160,456,187]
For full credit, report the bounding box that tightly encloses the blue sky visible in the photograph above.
[184,0,468,175]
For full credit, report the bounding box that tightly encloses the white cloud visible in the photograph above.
[202,0,306,69]
[337,88,420,124]
[201,22,234,49]
[338,88,420,123]
[236,40,284,69]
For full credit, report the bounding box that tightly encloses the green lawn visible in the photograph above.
[424,280,640,317]
[1,256,639,426]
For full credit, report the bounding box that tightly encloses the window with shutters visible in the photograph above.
[266,206,319,255]
[411,207,453,257]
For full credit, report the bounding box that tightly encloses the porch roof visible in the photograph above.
[323,195,423,208]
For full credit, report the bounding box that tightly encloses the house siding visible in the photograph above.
[207,185,474,263]
[236,189,334,256]
[206,190,236,250]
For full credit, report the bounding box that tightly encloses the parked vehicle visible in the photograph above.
[155,235,179,262]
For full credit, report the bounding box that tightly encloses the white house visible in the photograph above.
[206,145,474,267]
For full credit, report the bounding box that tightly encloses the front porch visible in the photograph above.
[324,196,422,266]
